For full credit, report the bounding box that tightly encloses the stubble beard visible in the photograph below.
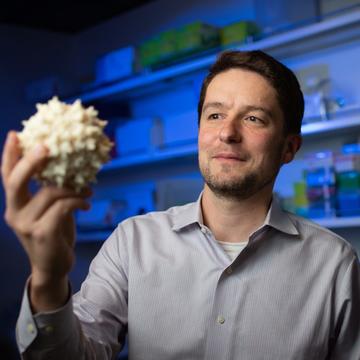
[201,164,274,200]
[199,149,283,201]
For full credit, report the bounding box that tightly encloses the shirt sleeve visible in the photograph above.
[16,225,129,359]
[328,253,360,359]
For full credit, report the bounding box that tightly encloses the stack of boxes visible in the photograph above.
[293,143,360,219]
[304,151,337,218]
[335,144,360,217]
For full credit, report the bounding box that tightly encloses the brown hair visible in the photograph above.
[197,50,304,135]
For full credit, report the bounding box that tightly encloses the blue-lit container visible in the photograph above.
[96,46,135,84]
[115,117,162,157]
[304,151,336,218]
[161,110,198,148]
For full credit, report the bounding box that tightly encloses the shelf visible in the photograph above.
[301,113,360,136]
[101,143,198,172]
[68,9,360,104]
[314,216,360,229]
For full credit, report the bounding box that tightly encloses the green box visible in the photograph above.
[156,29,178,63]
[175,22,220,56]
[138,36,161,68]
[138,22,219,69]
[337,171,360,190]
[138,29,177,68]
[220,21,260,46]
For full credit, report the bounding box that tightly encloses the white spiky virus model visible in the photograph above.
[18,96,113,192]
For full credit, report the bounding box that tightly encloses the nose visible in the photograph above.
[219,118,241,143]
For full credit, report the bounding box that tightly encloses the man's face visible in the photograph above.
[198,68,299,200]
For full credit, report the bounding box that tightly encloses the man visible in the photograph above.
[2,50,360,359]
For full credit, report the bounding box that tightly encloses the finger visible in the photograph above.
[6,143,48,210]
[22,185,92,223]
[37,197,90,240]
[1,131,22,186]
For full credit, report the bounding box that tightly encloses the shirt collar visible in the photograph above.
[171,192,299,236]
[264,197,299,236]
[171,193,203,231]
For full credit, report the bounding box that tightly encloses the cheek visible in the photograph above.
[198,128,217,149]
[247,133,272,152]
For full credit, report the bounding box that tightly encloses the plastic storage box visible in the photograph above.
[175,22,219,57]
[161,110,198,148]
[220,21,260,46]
[115,117,162,157]
[96,46,135,84]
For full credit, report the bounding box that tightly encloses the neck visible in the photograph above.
[201,185,273,243]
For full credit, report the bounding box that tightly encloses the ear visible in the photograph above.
[282,134,302,165]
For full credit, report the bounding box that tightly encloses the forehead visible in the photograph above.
[206,68,278,101]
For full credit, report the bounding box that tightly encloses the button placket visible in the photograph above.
[27,323,35,334]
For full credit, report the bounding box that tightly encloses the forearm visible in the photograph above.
[30,272,69,313]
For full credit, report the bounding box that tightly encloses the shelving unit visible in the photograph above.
[73,10,360,242]
[69,9,360,105]
[316,216,360,229]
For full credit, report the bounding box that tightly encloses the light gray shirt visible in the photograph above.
[16,196,360,359]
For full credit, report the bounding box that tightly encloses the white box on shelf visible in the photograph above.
[96,46,135,84]
[115,117,162,157]
[335,153,360,172]
[161,110,198,148]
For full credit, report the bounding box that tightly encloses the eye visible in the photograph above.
[246,116,260,122]
[244,115,264,125]
[208,113,222,120]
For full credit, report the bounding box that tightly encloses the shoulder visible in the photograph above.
[286,211,358,260]
[117,201,196,235]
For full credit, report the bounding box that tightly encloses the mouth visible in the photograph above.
[212,152,247,162]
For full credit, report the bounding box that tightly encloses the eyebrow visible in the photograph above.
[243,105,274,119]
[202,102,274,119]
[202,102,231,114]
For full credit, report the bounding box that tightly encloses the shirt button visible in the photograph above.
[217,316,225,324]
[201,227,207,234]
[27,323,35,334]
[226,267,233,275]
[44,325,54,334]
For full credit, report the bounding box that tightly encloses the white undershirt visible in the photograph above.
[217,240,249,261]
